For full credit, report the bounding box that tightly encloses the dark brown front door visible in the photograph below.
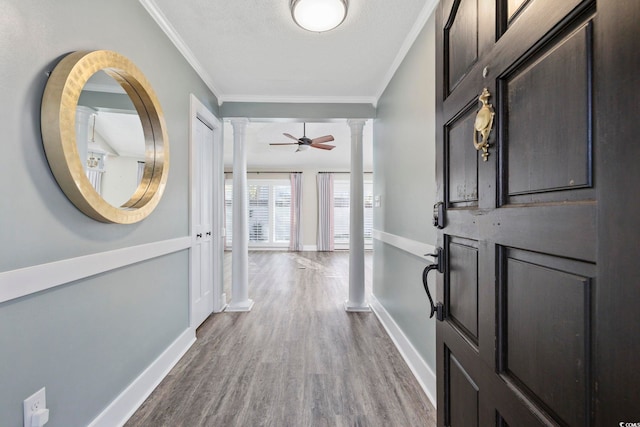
[434,0,640,425]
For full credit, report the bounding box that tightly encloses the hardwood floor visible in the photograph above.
[126,251,436,427]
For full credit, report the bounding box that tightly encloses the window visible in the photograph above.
[334,181,350,245]
[224,183,233,244]
[225,180,291,247]
[273,184,291,242]
[333,179,373,248]
[248,183,270,242]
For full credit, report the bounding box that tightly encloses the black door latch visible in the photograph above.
[423,247,445,321]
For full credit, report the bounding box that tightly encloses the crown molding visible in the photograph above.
[83,82,127,95]
[218,94,377,105]
[138,0,222,101]
[374,0,439,103]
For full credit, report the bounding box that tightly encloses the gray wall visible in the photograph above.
[0,1,218,425]
[373,13,437,371]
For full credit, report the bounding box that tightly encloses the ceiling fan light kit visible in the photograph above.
[270,123,336,152]
[291,0,348,32]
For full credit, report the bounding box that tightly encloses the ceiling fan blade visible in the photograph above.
[310,143,336,150]
[283,133,300,141]
[269,143,299,145]
[310,135,335,144]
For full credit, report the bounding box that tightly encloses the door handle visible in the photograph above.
[422,247,445,321]
[196,233,202,238]
[206,231,212,236]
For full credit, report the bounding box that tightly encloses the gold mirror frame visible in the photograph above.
[41,50,169,224]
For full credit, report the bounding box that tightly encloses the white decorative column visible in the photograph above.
[227,118,254,312]
[345,119,370,312]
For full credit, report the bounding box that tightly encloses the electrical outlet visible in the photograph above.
[23,387,49,427]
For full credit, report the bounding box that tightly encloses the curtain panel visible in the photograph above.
[289,172,304,251]
[317,172,334,251]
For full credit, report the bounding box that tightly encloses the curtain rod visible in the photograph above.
[318,171,373,174]
[223,171,373,174]
[224,171,302,174]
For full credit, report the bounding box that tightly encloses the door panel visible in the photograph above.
[445,0,479,94]
[447,237,479,344]
[503,24,592,197]
[447,351,479,427]
[496,411,511,427]
[507,0,529,20]
[446,102,479,207]
[500,249,594,426]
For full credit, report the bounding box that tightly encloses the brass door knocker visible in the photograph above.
[473,88,495,161]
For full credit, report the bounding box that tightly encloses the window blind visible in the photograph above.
[333,180,374,246]
[333,181,351,245]
[273,184,291,243]
[248,184,270,242]
[225,180,291,247]
[225,183,233,245]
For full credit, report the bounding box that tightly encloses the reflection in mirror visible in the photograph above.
[76,71,146,208]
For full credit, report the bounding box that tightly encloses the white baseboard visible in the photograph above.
[369,294,437,408]
[88,328,196,427]
[302,245,318,251]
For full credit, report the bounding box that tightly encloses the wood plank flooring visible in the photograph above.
[126,251,436,426]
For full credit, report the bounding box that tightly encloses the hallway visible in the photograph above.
[126,251,436,426]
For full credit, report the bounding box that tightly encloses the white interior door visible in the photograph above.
[190,94,226,328]
[192,116,214,327]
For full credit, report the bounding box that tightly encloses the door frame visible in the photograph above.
[189,94,225,329]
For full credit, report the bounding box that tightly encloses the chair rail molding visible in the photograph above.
[0,237,191,304]
[372,229,436,261]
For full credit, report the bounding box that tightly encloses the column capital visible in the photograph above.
[347,119,367,132]
[229,117,250,132]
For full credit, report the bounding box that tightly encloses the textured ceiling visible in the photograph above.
[141,0,436,103]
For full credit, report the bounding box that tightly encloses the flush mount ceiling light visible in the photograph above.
[291,0,348,32]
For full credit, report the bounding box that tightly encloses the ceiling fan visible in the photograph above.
[269,123,335,152]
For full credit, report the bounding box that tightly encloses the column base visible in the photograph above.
[226,299,254,312]
[344,300,371,312]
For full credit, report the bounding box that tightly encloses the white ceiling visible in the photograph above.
[140,0,437,170]
[95,112,146,159]
[141,0,437,103]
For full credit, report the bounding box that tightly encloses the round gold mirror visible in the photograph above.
[41,50,169,224]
